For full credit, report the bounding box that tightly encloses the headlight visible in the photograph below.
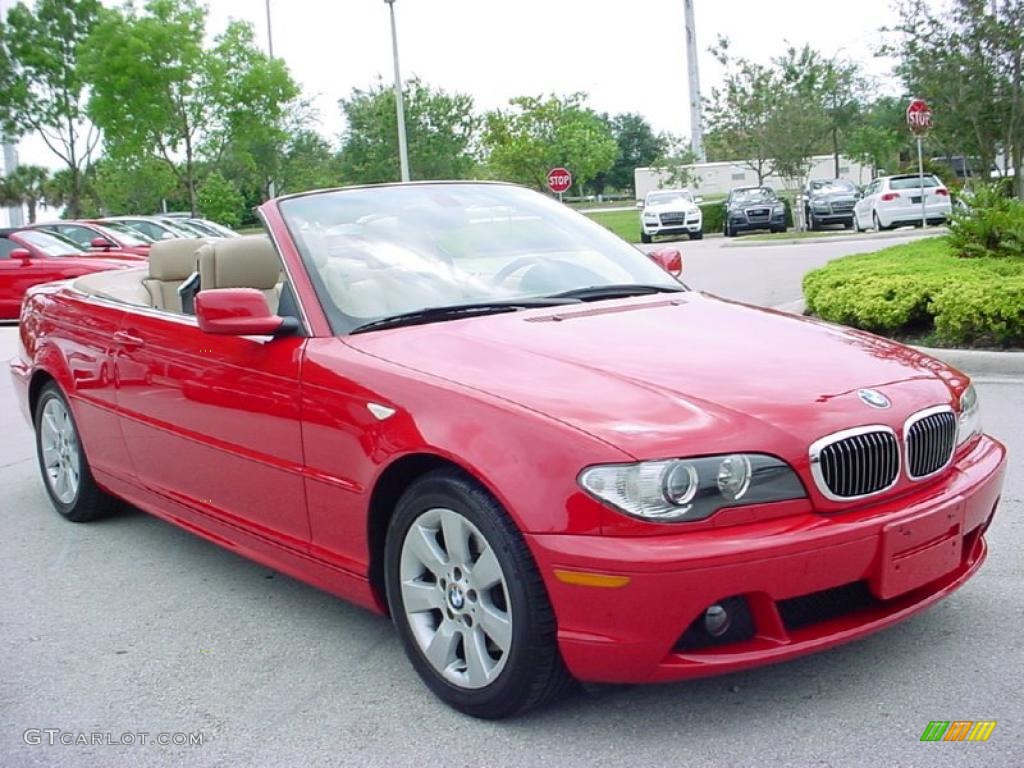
[812,200,829,209]
[956,384,982,446]
[773,203,785,213]
[578,454,806,523]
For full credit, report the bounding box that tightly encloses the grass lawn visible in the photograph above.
[583,209,639,242]
[237,226,265,236]
[803,236,1024,348]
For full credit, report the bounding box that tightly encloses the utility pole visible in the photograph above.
[384,0,411,182]
[265,0,277,199]
[683,0,706,163]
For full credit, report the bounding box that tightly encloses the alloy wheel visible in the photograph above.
[39,398,81,504]
[399,507,513,689]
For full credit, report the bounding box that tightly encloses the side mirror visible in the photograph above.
[648,247,682,277]
[635,200,644,210]
[89,237,114,250]
[694,196,704,204]
[9,248,33,261]
[195,288,297,337]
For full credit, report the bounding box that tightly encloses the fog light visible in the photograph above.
[704,604,731,637]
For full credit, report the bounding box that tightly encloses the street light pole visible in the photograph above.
[265,0,274,58]
[384,0,411,182]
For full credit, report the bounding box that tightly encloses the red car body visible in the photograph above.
[9,187,1006,693]
[0,229,143,320]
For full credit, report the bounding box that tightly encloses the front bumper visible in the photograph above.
[642,217,702,236]
[527,434,1005,684]
[728,211,786,232]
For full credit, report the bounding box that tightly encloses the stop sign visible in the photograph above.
[906,99,932,135]
[547,167,573,194]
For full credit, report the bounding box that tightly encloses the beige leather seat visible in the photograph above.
[143,239,207,312]
[197,236,282,313]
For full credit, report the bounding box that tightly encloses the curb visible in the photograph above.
[772,300,1022,378]
[721,227,948,248]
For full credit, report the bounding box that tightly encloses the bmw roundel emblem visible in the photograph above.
[857,389,891,409]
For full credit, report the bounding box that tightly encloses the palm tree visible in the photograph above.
[0,165,51,223]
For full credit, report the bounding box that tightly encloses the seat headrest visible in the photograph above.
[198,236,280,291]
[148,238,206,280]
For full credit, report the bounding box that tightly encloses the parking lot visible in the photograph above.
[2,236,1022,767]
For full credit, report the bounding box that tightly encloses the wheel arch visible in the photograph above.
[28,368,58,422]
[367,452,481,613]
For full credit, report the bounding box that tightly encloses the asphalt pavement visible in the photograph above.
[1,236,1022,767]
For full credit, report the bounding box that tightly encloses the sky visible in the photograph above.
[14,0,914,170]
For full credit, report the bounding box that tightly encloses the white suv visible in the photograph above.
[639,189,704,243]
[853,174,952,231]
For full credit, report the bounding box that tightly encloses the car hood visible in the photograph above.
[810,192,857,203]
[645,201,699,214]
[730,199,779,210]
[344,293,964,460]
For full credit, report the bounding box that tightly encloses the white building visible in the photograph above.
[634,154,870,200]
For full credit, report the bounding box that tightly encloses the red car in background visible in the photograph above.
[32,220,155,257]
[0,228,143,320]
[8,183,1006,719]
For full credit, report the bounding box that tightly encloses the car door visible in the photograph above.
[854,180,877,224]
[112,306,310,550]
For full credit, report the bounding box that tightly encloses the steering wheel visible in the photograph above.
[490,255,549,287]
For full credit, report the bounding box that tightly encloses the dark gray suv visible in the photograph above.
[803,178,858,230]
[724,187,786,236]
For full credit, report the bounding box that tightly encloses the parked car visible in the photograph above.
[853,174,952,231]
[32,220,154,257]
[0,228,142,320]
[98,216,200,242]
[10,182,1004,719]
[803,178,858,230]
[638,189,704,243]
[724,186,786,236]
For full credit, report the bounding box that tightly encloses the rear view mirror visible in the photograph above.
[648,247,682,278]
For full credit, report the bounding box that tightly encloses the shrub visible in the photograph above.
[948,184,1024,259]
[803,237,1024,347]
[699,201,724,233]
[197,171,245,229]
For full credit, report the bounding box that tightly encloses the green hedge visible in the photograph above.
[803,237,1024,347]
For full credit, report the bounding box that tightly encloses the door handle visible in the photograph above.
[113,331,144,350]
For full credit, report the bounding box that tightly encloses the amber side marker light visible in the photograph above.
[553,569,631,588]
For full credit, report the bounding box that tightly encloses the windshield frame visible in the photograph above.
[278,181,687,336]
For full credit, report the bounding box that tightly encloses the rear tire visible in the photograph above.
[806,210,817,231]
[384,468,574,718]
[873,211,887,232]
[34,383,119,522]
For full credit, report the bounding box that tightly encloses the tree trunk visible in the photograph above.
[68,165,81,219]
[27,200,37,223]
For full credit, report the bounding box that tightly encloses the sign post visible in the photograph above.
[906,99,933,228]
[546,167,573,202]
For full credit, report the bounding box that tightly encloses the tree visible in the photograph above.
[648,135,700,189]
[90,156,181,216]
[482,93,617,193]
[0,164,50,222]
[84,1,300,214]
[278,130,343,194]
[197,170,245,228]
[887,0,1024,198]
[845,97,909,178]
[338,78,479,184]
[0,0,102,216]
[596,113,668,194]
[704,39,782,184]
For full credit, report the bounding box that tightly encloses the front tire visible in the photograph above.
[640,231,652,244]
[384,469,573,718]
[34,383,119,522]
[690,229,704,240]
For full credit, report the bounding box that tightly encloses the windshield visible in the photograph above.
[96,223,151,246]
[646,191,692,206]
[730,187,776,203]
[280,183,683,333]
[16,230,85,256]
[809,179,856,194]
[890,175,941,190]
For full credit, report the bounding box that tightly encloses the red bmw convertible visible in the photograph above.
[10,183,1006,718]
